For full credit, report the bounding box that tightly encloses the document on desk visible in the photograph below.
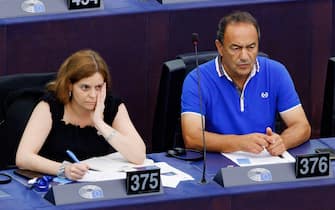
[221,150,296,166]
[156,162,194,188]
[79,152,154,182]
[79,152,193,188]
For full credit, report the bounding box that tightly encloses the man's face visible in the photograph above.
[216,22,259,80]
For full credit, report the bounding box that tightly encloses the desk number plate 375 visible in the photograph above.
[126,166,160,195]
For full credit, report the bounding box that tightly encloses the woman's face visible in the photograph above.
[70,72,104,111]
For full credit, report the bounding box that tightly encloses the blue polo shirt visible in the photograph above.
[181,56,301,134]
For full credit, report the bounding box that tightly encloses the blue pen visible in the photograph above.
[66,150,100,171]
[66,150,80,163]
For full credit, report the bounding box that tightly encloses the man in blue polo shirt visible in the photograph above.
[181,11,311,156]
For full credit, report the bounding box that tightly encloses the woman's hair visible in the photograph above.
[216,11,260,43]
[47,49,111,104]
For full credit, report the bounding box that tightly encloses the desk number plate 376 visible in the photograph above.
[295,153,330,178]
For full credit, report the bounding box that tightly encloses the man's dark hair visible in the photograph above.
[216,11,261,43]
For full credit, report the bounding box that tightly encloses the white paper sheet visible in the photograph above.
[78,153,194,188]
[78,152,154,182]
[81,152,155,172]
[155,162,194,188]
[221,150,296,166]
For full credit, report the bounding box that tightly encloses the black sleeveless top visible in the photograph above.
[39,92,121,162]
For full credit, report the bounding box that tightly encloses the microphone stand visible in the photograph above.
[192,33,207,184]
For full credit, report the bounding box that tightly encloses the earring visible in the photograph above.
[69,91,72,98]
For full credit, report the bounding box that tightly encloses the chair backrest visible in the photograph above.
[0,72,56,169]
[152,51,218,152]
[320,57,335,137]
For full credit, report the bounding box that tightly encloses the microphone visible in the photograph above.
[192,33,207,184]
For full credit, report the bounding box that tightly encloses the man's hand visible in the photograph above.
[238,133,271,154]
[265,127,286,156]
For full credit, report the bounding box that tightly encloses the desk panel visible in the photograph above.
[1,139,335,209]
[150,139,335,210]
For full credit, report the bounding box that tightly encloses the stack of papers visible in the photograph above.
[222,150,296,166]
[79,152,193,188]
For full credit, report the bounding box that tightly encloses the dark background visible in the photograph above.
[0,0,333,152]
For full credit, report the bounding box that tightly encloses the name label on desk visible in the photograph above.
[44,178,164,205]
[126,166,160,195]
[295,153,330,178]
[67,0,101,10]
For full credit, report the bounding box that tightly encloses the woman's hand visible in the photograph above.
[91,82,106,126]
[64,162,89,180]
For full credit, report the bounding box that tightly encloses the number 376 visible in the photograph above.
[299,156,328,175]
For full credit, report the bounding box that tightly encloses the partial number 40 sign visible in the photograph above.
[67,0,101,9]
[295,153,330,178]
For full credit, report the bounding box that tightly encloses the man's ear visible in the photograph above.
[215,39,223,57]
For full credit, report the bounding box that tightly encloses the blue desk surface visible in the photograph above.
[1,138,335,210]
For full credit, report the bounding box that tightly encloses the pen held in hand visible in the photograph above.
[66,150,80,163]
[66,150,100,172]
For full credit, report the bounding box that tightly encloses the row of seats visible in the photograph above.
[0,52,334,169]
